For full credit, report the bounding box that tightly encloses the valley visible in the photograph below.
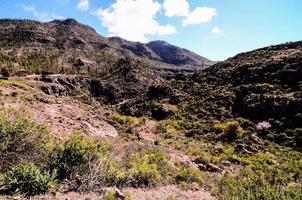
[0,19,301,200]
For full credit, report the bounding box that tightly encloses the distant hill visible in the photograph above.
[109,37,214,69]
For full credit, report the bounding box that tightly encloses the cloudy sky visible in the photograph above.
[0,0,301,60]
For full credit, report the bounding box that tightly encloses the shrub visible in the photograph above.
[116,150,171,188]
[3,163,54,197]
[194,153,211,165]
[174,167,203,185]
[52,132,113,180]
[128,157,161,187]
[216,120,244,141]
[256,121,272,131]
[127,151,169,187]
[166,194,176,200]
[0,115,54,171]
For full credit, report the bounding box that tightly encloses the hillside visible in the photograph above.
[0,19,301,200]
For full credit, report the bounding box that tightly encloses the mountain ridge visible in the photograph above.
[0,18,214,77]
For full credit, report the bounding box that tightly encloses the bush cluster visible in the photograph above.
[0,115,53,171]
[3,164,54,197]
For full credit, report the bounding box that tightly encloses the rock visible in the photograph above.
[104,187,125,200]
[221,160,231,167]
[184,129,201,137]
[214,145,224,154]
[250,134,264,145]
[198,164,207,171]
[114,188,125,200]
[206,163,223,172]
[236,144,257,154]
[245,145,258,153]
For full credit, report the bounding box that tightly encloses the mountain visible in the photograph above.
[0,18,214,78]
[109,37,214,69]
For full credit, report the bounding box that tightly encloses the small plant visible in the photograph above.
[3,163,54,197]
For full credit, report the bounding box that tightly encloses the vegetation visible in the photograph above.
[3,163,54,197]
[0,114,206,197]
[0,115,54,171]
[214,169,302,200]
[174,167,204,189]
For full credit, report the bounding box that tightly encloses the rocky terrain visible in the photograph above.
[0,19,301,200]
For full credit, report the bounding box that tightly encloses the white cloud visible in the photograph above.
[93,0,176,42]
[77,0,89,11]
[22,5,64,22]
[211,26,223,34]
[163,0,189,17]
[182,7,217,26]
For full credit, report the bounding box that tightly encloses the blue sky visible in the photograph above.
[0,0,301,61]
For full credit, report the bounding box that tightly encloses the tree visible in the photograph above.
[1,67,10,79]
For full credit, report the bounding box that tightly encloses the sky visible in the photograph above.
[0,0,301,61]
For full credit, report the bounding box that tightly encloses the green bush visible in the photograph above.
[174,167,203,185]
[0,115,54,171]
[3,163,54,197]
[127,151,170,187]
[52,132,113,180]
[216,120,244,141]
[111,150,171,188]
